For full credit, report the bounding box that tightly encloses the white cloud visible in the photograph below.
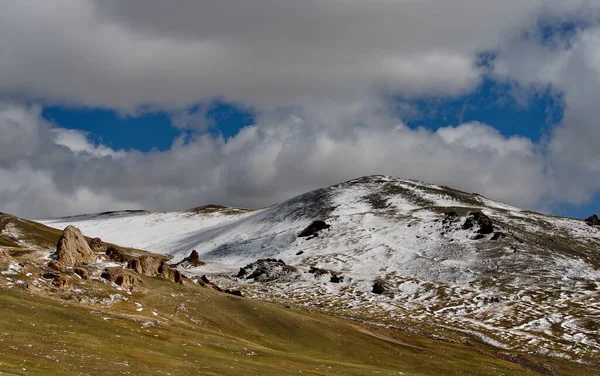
[1,1,600,217]
[493,22,600,204]
[0,0,576,111]
[0,101,554,218]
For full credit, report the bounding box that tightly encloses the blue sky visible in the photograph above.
[42,102,255,152]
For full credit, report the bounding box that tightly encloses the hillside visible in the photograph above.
[37,175,600,365]
[4,213,593,375]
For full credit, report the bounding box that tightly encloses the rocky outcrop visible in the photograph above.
[159,264,184,284]
[105,246,133,263]
[53,226,96,267]
[462,212,494,235]
[128,255,163,276]
[173,250,203,268]
[584,214,600,226]
[101,267,142,288]
[88,237,108,253]
[298,220,330,238]
[237,259,301,282]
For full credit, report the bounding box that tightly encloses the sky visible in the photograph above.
[1,1,600,219]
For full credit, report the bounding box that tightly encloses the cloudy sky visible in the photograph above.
[1,0,600,219]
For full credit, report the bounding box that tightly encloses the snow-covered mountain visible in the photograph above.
[38,175,600,361]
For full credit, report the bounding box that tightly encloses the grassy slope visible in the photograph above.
[1,275,581,376]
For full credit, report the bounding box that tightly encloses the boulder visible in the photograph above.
[584,214,600,226]
[51,275,71,289]
[462,212,494,235]
[53,226,96,267]
[225,289,243,297]
[238,259,301,282]
[46,260,65,272]
[72,267,90,280]
[298,220,330,238]
[372,280,386,294]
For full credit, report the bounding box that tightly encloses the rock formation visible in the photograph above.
[53,225,96,267]
[462,212,494,235]
[298,220,330,238]
[237,259,301,282]
[101,267,142,288]
[88,237,108,253]
[128,255,163,276]
[584,214,600,226]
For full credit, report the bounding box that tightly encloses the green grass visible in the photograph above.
[2,273,589,376]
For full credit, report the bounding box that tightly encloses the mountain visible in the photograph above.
[4,211,562,376]
[36,175,600,367]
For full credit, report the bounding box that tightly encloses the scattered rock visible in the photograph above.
[238,259,301,282]
[298,220,330,238]
[225,289,243,297]
[491,232,507,241]
[584,214,600,226]
[308,266,329,277]
[462,212,494,235]
[372,280,386,294]
[72,267,89,280]
[442,211,459,225]
[46,260,64,272]
[42,272,58,280]
[51,275,71,289]
[53,226,96,267]
[198,274,223,291]
[88,237,108,253]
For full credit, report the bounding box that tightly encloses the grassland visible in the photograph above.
[2,270,592,376]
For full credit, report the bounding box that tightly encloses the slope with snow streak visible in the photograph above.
[38,175,600,361]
